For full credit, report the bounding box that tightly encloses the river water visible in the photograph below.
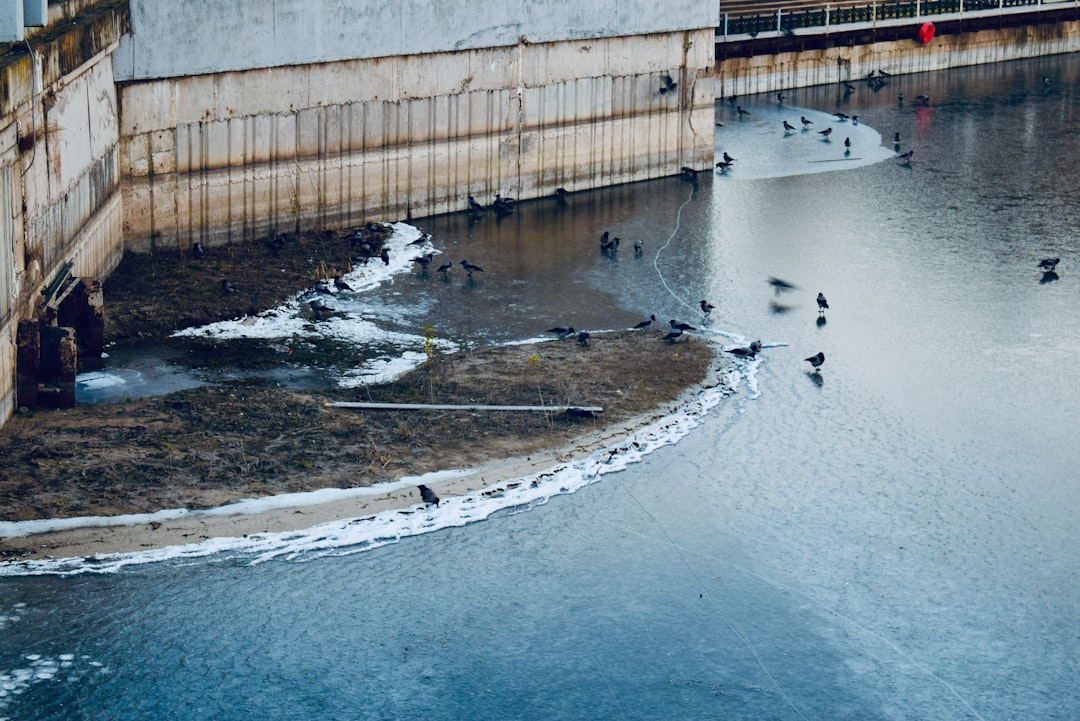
[2,55,1079,720]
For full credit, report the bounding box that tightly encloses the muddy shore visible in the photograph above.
[0,226,721,561]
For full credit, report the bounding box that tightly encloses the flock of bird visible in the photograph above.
[722,71,922,170]
[408,73,1065,507]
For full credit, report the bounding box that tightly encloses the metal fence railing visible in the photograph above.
[718,0,1075,37]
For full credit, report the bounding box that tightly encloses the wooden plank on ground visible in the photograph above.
[327,401,603,413]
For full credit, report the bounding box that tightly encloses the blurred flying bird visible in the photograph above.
[768,276,797,293]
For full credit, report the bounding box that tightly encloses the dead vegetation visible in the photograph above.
[0,232,719,525]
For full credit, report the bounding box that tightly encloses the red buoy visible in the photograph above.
[918,22,936,44]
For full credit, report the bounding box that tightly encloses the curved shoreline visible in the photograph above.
[0,371,736,566]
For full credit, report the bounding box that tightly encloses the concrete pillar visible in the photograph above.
[16,320,39,410]
[37,326,77,408]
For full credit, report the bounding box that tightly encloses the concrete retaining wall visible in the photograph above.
[717,20,1080,95]
[0,3,127,426]
[120,30,716,252]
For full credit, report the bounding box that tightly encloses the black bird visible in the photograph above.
[894,132,902,147]
[662,329,684,343]
[555,187,569,205]
[680,166,699,180]
[783,120,796,132]
[468,195,486,213]
[436,260,453,274]
[659,74,677,94]
[777,92,786,104]
[818,127,832,139]
[633,240,644,255]
[460,259,484,275]
[312,281,334,296]
[851,115,858,125]
[408,233,432,246]
[723,151,736,164]
[546,326,575,338]
[817,292,829,314]
[1038,257,1060,272]
[726,345,756,358]
[844,137,851,151]
[896,150,914,163]
[800,116,813,128]
[878,68,892,77]
[192,242,205,258]
[768,276,797,293]
[833,112,849,121]
[805,351,825,370]
[715,161,732,173]
[669,319,696,332]
[736,106,751,118]
[601,233,620,252]
[916,94,930,106]
[700,299,716,315]
[418,485,440,507]
[380,248,390,265]
[633,315,656,329]
[492,195,514,216]
[727,95,737,105]
[898,93,904,106]
[412,253,435,268]
[577,331,591,346]
[220,279,238,294]
[333,276,354,292]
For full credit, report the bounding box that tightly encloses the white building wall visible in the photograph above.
[113,0,716,81]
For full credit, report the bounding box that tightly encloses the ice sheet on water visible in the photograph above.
[715,105,895,180]
[0,653,106,718]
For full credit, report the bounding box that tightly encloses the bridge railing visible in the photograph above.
[718,0,1077,37]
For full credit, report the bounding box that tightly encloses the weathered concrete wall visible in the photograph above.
[120,30,716,252]
[113,0,716,80]
[0,1,128,427]
[717,20,1080,95]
